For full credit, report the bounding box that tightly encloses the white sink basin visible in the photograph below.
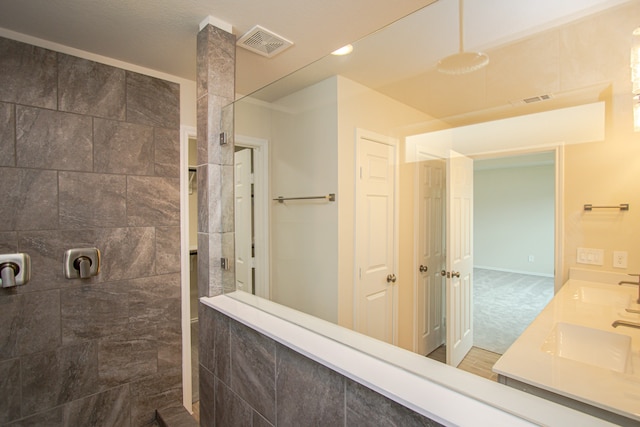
[541,322,632,373]
[576,286,631,306]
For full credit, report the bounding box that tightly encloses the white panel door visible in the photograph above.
[234,148,253,293]
[415,154,446,356]
[446,151,474,367]
[355,131,397,344]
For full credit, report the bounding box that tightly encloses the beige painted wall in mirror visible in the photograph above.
[234,2,640,353]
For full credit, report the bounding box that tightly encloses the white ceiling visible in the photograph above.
[0,0,631,98]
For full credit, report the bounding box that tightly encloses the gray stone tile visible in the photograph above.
[60,282,130,344]
[197,232,210,298]
[0,37,57,109]
[198,364,215,427]
[93,118,154,175]
[196,25,235,111]
[155,226,181,274]
[21,341,99,414]
[198,303,229,384]
[63,384,131,427]
[128,273,181,331]
[126,71,179,129]
[157,327,181,371]
[196,96,208,166]
[229,319,276,423]
[0,231,18,253]
[98,327,158,388]
[58,54,126,120]
[130,367,182,427]
[276,344,345,427]
[4,406,64,427]
[346,379,443,427]
[126,175,180,227]
[197,165,209,233]
[206,232,223,297]
[17,229,99,291]
[59,171,127,228]
[16,106,92,171]
[0,358,21,424]
[253,412,274,427]
[154,128,180,177]
[96,227,156,282]
[14,290,61,356]
[215,377,252,426]
[205,94,235,166]
[0,168,58,231]
[0,102,15,167]
[0,295,19,359]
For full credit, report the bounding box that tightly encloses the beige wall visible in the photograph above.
[336,76,433,350]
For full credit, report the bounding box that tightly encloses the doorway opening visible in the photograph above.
[425,149,559,380]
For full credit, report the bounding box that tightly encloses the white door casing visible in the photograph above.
[236,135,270,299]
[415,152,446,356]
[446,151,474,367]
[354,129,398,345]
[234,148,253,293]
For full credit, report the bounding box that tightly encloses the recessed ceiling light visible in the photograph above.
[331,44,353,56]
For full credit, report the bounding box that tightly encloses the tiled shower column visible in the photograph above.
[196,24,236,298]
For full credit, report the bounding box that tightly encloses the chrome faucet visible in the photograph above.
[612,320,640,330]
[618,273,640,304]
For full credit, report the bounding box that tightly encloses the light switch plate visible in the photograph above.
[577,247,604,266]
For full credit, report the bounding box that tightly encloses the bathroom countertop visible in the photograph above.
[493,276,640,422]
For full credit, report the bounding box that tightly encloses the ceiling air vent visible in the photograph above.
[509,94,553,107]
[523,94,553,103]
[237,25,293,58]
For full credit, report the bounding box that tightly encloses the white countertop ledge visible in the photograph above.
[493,273,640,423]
[202,293,614,427]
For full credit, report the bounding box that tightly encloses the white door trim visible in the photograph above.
[180,125,196,412]
[236,134,271,299]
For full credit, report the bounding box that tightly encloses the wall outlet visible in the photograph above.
[613,251,628,269]
[577,247,604,266]
[528,255,534,262]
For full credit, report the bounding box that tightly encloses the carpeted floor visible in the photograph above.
[474,268,554,354]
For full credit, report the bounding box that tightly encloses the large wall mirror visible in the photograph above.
[227,0,640,401]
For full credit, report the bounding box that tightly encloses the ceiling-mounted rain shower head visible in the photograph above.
[237,25,293,58]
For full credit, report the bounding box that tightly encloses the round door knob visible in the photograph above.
[419,265,428,273]
[386,274,397,283]
[441,270,447,276]
[451,271,460,278]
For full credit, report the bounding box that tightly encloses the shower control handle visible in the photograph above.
[0,253,31,288]
[64,248,100,279]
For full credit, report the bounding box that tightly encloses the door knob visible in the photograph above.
[451,271,460,278]
[419,265,428,273]
[386,274,397,283]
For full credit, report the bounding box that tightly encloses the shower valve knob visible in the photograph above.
[64,248,100,279]
[0,253,31,288]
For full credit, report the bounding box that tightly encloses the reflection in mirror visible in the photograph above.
[229,0,640,420]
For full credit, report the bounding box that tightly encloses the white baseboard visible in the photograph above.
[474,265,554,278]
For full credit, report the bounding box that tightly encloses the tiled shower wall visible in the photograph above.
[198,306,443,427]
[0,37,182,426]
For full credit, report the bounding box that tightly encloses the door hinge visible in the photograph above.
[250,173,255,184]
[250,257,256,268]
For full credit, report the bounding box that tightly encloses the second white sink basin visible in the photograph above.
[576,286,631,306]
[541,322,632,373]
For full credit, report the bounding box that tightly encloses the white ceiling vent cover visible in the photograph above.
[237,25,293,58]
